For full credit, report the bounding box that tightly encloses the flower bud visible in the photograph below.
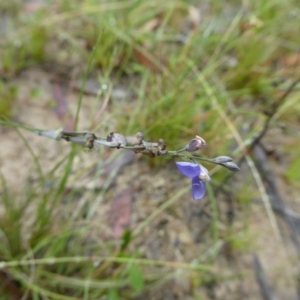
[213,156,233,163]
[222,162,240,171]
[185,135,206,152]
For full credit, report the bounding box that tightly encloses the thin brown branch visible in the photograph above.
[251,78,300,146]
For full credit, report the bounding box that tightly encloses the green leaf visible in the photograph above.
[128,263,144,293]
[120,229,132,253]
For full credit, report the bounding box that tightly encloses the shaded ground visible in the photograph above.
[1,67,299,299]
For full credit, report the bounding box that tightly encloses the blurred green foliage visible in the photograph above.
[0,80,17,118]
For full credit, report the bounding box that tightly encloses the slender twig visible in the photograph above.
[251,78,300,146]
[33,128,240,172]
[253,254,278,300]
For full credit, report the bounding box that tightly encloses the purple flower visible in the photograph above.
[176,162,211,200]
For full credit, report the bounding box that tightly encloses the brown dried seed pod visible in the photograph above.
[158,138,167,150]
[125,132,144,145]
[107,132,127,148]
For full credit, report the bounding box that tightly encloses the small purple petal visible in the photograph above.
[191,177,206,200]
[176,162,200,178]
